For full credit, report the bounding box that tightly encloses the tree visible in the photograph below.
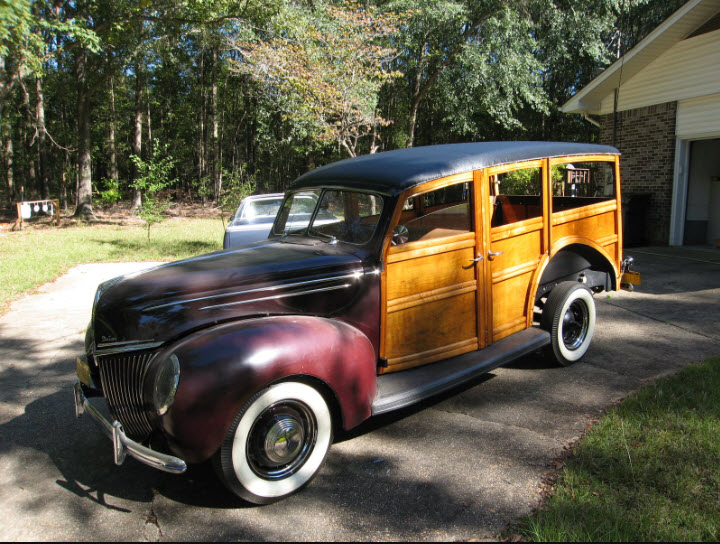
[130,139,176,241]
[232,1,402,157]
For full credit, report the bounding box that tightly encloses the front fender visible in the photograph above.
[157,316,376,463]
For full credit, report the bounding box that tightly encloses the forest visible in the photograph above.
[0,0,685,219]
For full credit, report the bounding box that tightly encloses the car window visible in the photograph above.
[395,181,472,243]
[489,167,543,228]
[551,161,616,213]
[273,190,323,235]
[230,198,283,226]
[309,191,384,245]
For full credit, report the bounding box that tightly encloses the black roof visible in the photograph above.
[289,141,619,196]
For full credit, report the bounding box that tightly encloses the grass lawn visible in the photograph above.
[0,216,224,313]
[511,355,720,542]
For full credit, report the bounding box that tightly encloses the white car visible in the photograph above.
[223,194,285,249]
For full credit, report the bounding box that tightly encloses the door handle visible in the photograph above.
[469,254,484,263]
[488,250,504,261]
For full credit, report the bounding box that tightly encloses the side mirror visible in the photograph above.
[391,225,409,246]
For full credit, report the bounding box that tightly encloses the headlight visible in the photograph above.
[152,355,180,416]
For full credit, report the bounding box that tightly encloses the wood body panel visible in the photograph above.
[380,152,622,374]
[385,291,478,371]
[382,178,479,374]
[552,208,617,246]
[387,246,476,302]
[489,223,543,341]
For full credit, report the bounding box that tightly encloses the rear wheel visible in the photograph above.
[541,281,596,366]
[215,382,332,504]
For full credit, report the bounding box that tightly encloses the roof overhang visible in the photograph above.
[563,0,720,114]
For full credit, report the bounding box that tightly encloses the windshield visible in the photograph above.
[274,189,384,245]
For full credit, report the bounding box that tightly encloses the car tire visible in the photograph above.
[215,381,333,505]
[540,281,596,366]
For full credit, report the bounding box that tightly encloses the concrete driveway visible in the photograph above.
[1,247,718,541]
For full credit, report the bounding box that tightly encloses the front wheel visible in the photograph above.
[215,382,333,504]
[540,281,596,366]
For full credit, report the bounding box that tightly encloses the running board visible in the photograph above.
[371,327,550,416]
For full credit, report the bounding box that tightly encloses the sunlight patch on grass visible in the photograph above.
[512,356,720,541]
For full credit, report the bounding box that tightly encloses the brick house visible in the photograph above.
[562,0,720,246]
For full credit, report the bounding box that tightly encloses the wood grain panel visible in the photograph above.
[490,216,543,242]
[387,246,475,300]
[551,200,617,225]
[490,228,542,274]
[491,270,534,341]
[385,291,478,364]
[385,338,478,373]
[387,281,477,313]
[386,232,475,263]
[552,209,616,242]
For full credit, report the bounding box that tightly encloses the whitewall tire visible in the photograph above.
[541,281,596,366]
[216,382,333,504]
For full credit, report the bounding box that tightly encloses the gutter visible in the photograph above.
[583,113,600,128]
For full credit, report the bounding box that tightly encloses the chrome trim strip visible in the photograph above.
[73,381,187,474]
[200,283,352,311]
[144,269,365,312]
[95,340,164,355]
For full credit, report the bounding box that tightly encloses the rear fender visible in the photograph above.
[158,316,376,463]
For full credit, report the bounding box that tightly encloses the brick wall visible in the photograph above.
[599,101,676,245]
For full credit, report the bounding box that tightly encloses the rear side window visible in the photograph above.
[551,161,616,212]
[490,167,543,227]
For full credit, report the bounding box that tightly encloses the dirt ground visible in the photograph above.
[0,201,227,231]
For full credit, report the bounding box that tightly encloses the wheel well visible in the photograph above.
[536,244,616,303]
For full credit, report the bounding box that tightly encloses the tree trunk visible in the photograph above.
[146,80,152,154]
[3,126,13,203]
[198,52,206,205]
[211,47,220,201]
[108,75,119,187]
[36,77,49,199]
[20,78,37,197]
[74,50,96,219]
[131,66,143,210]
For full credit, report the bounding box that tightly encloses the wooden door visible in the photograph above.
[486,160,548,342]
[382,178,483,373]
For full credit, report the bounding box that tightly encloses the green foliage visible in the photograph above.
[232,1,403,157]
[130,139,177,241]
[218,167,257,226]
[95,178,123,208]
[511,356,720,542]
[499,168,541,196]
[0,0,690,209]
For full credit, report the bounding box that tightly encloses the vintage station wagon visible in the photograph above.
[74,142,639,504]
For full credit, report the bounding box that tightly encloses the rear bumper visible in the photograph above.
[73,381,187,474]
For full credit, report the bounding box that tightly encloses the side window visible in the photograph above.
[273,190,322,235]
[396,182,472,243]
[490,167,543,227]
[309,191,383,245]
[551,161,616,212]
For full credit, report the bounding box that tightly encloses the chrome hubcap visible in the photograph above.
[247,400,316,480]
[562,299,589,350]
[263,416,304,464]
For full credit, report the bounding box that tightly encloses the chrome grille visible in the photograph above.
[97,352,155,440]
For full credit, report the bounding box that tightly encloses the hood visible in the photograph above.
[92,238,366,349]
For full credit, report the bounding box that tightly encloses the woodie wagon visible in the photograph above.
[74,141,638,504]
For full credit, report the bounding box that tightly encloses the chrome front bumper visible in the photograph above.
[73,381,187,474]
